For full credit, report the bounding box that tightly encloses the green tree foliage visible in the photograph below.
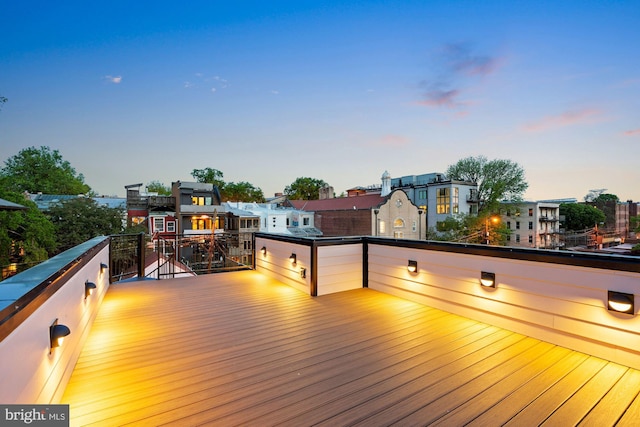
[224,181,265,202]
[146,180,171,195]
[284,177,328,200]
[0,146,91,195]
[191,167,225,189]
[588,193,619,229]
[47,198,124,253]
[560,203,606,231]
[191,167,264,202]
[427,213,508,245]
[0,190,56,278]
[446,156,528,213]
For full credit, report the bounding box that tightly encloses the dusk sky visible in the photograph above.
[1,1,638,201]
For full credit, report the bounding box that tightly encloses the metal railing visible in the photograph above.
[109,232,254,282]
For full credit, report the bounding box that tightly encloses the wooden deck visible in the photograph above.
[62,270,640,426]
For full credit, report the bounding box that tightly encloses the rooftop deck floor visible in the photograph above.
[62,270,640,426]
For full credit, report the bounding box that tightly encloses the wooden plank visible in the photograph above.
[430,345,573,426]
[504,357,608,426]
[541,362,628,426]
[578,369,640,426]
[60,270,640,426]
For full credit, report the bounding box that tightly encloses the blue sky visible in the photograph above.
[1,1,638,201]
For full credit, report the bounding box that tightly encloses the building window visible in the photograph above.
[394,231,403,238]
[412,221,417,232]
[516,221,520,230]
[529,208,534,216]
[286,218,290,226]
[452,188,459,214]
[303,217,310,226]
[418,190,427,200]
[528,235,533,243]
[506,234,511,242]
[166,221,175,232]
[528,221,533,230]
[516,234,520,243]
[506,221,511,229]
[379,221,386,233]
[394,218,405,228]
[153,217,164,232]
[436,188,450,214]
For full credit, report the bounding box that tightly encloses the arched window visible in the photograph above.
[394,218,405,228]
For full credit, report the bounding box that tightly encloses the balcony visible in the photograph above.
[1,234,640,424]
[539,215,559,222]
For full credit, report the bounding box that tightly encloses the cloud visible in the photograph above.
[623,128,640,136]
[270,90,279,95]
[186,73,230,92]
[442,43,502,77]
[417,84,460,107]
[104,75,122,84]
[522,108,602,132]
[418,42,503,109]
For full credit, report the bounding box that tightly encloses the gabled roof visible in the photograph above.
[289,194,385,211]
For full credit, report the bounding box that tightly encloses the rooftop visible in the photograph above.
[62,270,640,425]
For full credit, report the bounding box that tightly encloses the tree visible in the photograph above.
[284,177,328,200]
[0,190,56,279]
[224,181,265,202]
[560,203,606,231]
[0,146,91,195]
[46,198,124,253]
[446,156,528,213]
[191,167,225,189]
[146,180,171,196]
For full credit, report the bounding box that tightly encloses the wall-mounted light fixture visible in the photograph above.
[100,262,108,272]
[289,253,297,264]
[407,260,418,273]
[261,246,267,255]
[50,319,71,351]
[300,267,306,279]
[480,271,496,288]
[608,291,634,315]
[85,280,97,299]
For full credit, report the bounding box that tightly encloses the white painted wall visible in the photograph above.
[0,245,109,403]
[316,245,363,296]
[367,244,640,370]
[255,237,310,294]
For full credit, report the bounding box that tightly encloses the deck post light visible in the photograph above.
[407,260,418,273]
[289,253,296,264]
[608,291,634,315]
[85,280,97,299]
[261,246,267,255]
[100,262,108,272]
[480,271,496,288]
[50,319,71,351]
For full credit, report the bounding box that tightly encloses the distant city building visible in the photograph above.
[351,171,479,234]
[500,201,562,249]
[225,202,323,237]
[288,188,426,239]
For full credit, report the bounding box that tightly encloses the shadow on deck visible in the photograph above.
[62,270,640,426]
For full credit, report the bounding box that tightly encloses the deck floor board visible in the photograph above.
[62,270,640,426]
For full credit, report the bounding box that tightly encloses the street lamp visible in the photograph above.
[485,215,500,245]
